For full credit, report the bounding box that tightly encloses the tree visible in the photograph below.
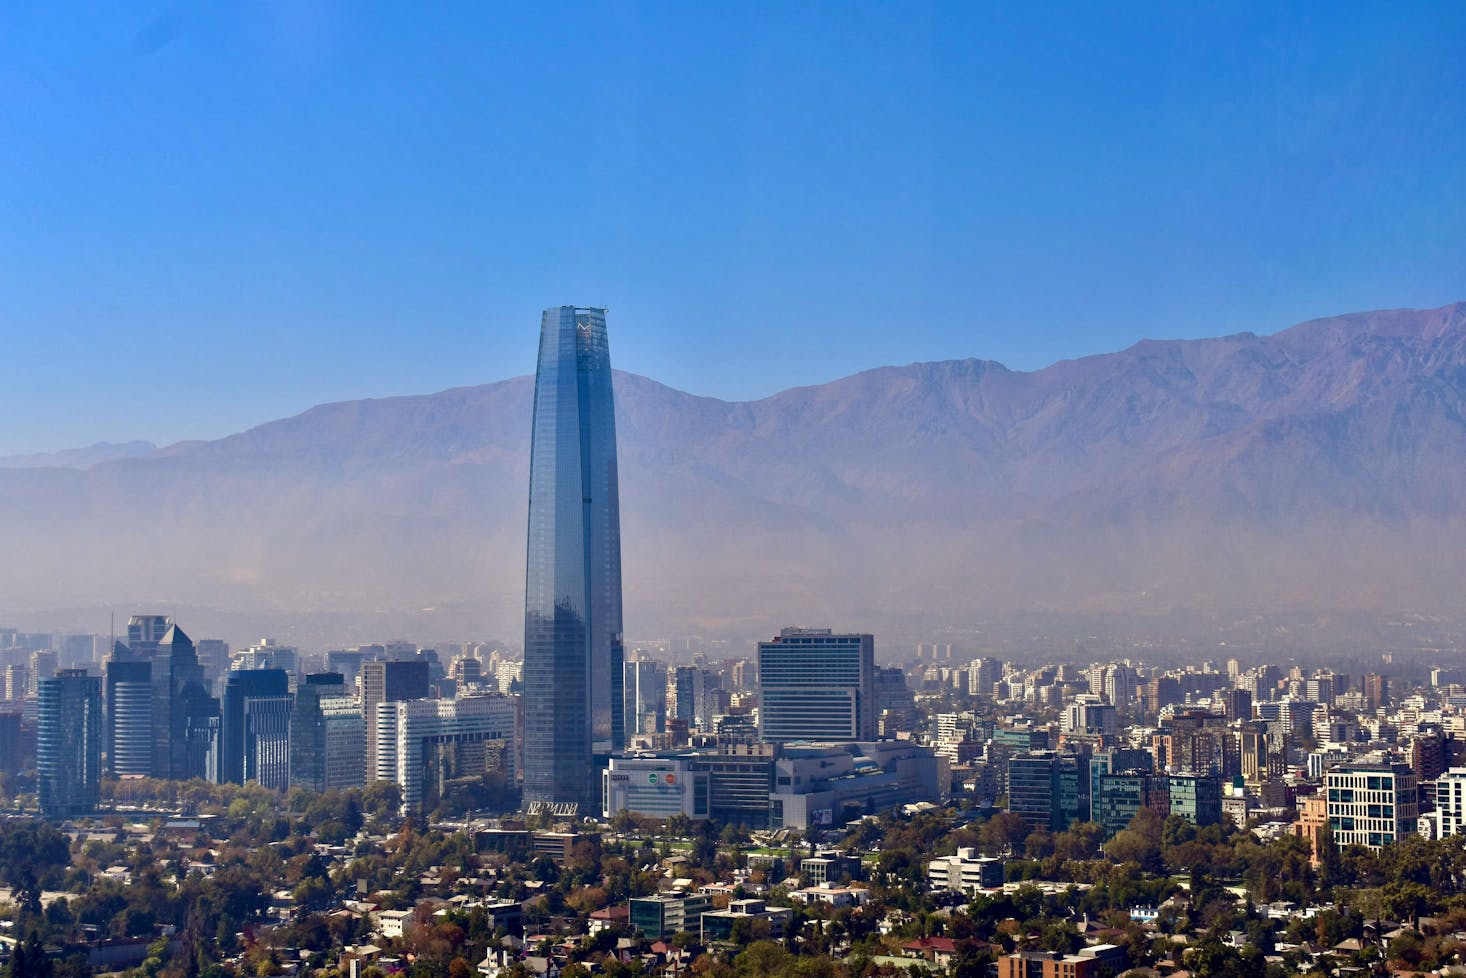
[0,823,71,918]
[1379,881,1433,931]
[979,813,1030,856]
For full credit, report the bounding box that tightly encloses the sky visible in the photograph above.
[2,2,1464,455]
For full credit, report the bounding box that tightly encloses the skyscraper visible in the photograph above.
[105,656,154,777]
[38,669,102,818]
[291,673,346,792]
[151,624,219,781]
[523,306,624,813]
[757,628,876,743]
[127,615,170,656]
[362,659,430,779]
[220,668,292,789]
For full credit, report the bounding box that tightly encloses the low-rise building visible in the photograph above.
[629,892,711,940]
[700,899,792,942]
[788,882,871,907]
[927,847,1006,893]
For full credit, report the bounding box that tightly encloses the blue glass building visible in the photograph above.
[523,306,624,812]
[38,669,102,819]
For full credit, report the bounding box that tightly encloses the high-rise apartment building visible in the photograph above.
[29,650,57,694]
[523,306,624,813]
[362,659,430,779]
[1364,674,1390,712]
[757,628,876,743]
[1433,767,1466,839]
[38,669,102,818]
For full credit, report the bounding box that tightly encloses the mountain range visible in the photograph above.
[3,302,1464,650]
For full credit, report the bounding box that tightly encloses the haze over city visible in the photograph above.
[6,11,1466,978]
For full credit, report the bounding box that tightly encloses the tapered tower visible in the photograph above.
[523,306,624,813]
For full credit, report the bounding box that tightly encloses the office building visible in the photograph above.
[195,639,230,690]
[1225,688,1253,721]
[629,892,711,940]
[757,628,876,743]
[105,657,154,776]
[1166,772,1223,827]
[38,669,102,818]
[1094,770,1168,837]
[151,624,218,781]
[362,659,430,779]
[928,847,1007,893]
[291,673,365,792]
[375,693,517,813]
[0,711,21,776]
[326,650,367,689]
[1325,759,1418,849]
[874,667,917,735]
[701,742,777,828]
[220,669,292,789]
[668,666,724,732]
[523,306,625,813]
[126,615,170,656]
[1102,664,1137,714]
[624,658,667,736]
[700,899,792,943]
[320,695,367,790]
[451,656,484,687]
[1004,749,1084,833]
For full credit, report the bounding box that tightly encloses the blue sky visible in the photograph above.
[2,2,1463,454]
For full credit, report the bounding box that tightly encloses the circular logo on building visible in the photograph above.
[647,773,659,784]
[665,774,676,785]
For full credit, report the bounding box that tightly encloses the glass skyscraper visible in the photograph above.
[523,305,624,812]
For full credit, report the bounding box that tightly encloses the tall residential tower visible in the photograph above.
[523,306,624,813]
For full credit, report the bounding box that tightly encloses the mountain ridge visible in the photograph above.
[2,301,1464,645]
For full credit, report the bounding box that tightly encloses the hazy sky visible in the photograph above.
[2,2,1463,454]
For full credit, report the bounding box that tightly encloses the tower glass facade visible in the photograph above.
[757,629,875,743]
[524,306,624,812]
[38,669,102,819]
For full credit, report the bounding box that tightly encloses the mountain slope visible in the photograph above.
[2,302,1463,644]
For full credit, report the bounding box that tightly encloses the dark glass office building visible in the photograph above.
[523,306,624,812]
[38,669,102,819]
